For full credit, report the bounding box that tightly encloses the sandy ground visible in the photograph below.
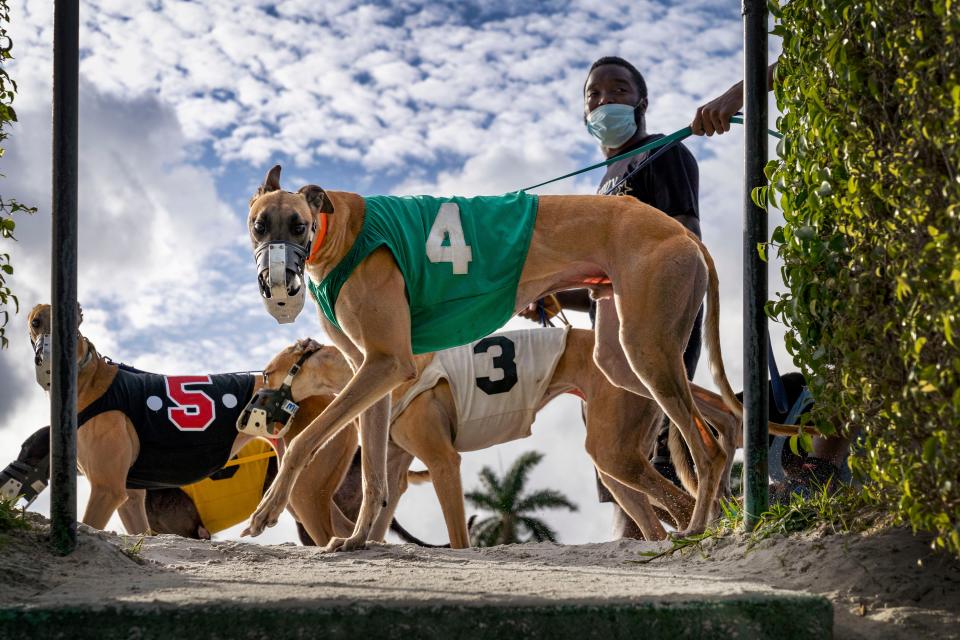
[2,516,958,640]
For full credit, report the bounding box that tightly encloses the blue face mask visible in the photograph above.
[585,103,639,148]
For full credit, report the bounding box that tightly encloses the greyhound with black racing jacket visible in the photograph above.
[19,303,357,542]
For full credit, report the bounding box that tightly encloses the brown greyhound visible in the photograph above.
[25,304,358,543]
[243,165,755,549]
[252,328,749,544]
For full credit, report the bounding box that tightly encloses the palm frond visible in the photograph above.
[477,466,503,498]
[515,489,578,514]
[519,516,558,543]
[470,516,502,547]
[464,489,501,512]
[501,450,544,508]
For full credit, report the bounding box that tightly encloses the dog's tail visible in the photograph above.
[406,469,431,485]
[692,232,743,420]
[668,424,698,495]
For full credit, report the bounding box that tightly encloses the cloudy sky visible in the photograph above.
[0,1,785,545]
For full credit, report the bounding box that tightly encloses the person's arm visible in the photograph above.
[517,289,592,322]
[691,62,776,136]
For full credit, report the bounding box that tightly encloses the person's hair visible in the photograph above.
[585,56,648,99]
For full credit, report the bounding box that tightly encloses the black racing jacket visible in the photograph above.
[78,365,256,490]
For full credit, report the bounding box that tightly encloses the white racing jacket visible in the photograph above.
[392,327,569,451]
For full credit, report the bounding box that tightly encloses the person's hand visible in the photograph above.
[518,301,542,322]
[517,297,561,323]
[691,83,743,136]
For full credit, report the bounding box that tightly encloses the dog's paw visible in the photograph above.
[241,490,287,538]
[322,536,346,553]
[322,534,368,553]
[670,526,706,540]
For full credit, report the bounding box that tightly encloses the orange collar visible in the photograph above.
[306,212,329,264]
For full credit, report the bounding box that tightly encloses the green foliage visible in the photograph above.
[121,534,146,561]
[464,450,578,546]
[0,0,36,349]
[636,484,885,564]
[0,496,29,534]
[768,0,960,555]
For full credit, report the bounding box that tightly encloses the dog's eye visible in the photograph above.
[253,220,266,235]
[292,222,306,235]
[31,318,41,328]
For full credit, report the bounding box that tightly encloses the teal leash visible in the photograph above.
[520,115,782,193]
[521,126,693,192]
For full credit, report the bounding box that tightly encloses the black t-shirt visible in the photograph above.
[596,133,701,238]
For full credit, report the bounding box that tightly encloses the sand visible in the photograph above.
[1,515,958,639]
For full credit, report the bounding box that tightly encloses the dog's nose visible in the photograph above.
[286,271,302,296]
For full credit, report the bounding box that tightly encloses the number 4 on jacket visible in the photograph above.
[426,203,473,274]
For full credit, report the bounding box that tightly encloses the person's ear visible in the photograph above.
[636,97,648,117]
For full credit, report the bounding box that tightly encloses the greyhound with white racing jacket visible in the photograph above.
[250,328,756,544]
[241,164,799,549]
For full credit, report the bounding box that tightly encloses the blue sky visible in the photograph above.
[0,1,785,544]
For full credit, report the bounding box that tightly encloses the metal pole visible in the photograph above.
[742,0,769,531]
[50,0,79,555]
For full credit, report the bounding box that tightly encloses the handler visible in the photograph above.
[525,56,704,539]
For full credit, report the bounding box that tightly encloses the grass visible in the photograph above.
[633,481,889,564]
[121,534,146,562]
[0,496,30,535]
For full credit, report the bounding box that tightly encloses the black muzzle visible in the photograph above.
[254,241,309,324]
[236,345,319,439]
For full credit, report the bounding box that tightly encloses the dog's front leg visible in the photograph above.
[325,395,391,552]
[78,412,138,531]
[242,350,416,542]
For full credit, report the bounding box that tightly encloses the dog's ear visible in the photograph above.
[293,337,323,354]
[77,302,83,327]
[250,165,283,205]
[298,185,334,214]
[263,165,282,192]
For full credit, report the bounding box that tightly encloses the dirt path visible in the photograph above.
[1,516,958,639]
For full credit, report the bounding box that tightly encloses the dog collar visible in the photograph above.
[306,212,329,264]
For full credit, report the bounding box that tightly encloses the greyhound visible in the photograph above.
[23,303,357,542]
[248,328,752,544]
[0,423,260,539]
[243,165,754,549]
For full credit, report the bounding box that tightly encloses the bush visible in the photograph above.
[0,0,35,348]
[768,0,960,554]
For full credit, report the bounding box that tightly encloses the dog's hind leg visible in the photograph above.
[391,385,470,548]
[584,387,694,531]
[116,489,150,535]
[597,471,666,540]
[605,246,726,535]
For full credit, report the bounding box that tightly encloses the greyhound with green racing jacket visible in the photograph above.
[241,164,768,550]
